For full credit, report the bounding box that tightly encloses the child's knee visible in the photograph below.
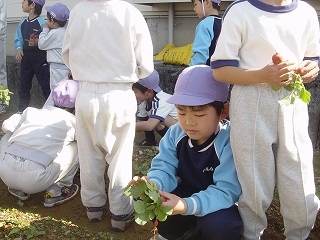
[197,206,243,239]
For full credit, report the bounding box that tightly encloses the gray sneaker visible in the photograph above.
[111,211,135,232]
[8,188,30,200]
[43,184,79,207]
[86,206,104,222]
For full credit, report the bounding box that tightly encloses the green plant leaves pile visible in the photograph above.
[0,84,13,105]
[124,180,172,226]
[271,72,311,105]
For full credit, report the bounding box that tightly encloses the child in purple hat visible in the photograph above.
[14,0,50,112]
[133,70,177,147]
[0,79,79,207]
[38,3,70,89]
[189,0,221,66]
[129,65,242,240]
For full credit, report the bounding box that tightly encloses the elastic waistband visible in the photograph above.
[79,82,133,93]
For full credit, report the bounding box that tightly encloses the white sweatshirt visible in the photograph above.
[62,0,154,83]
[38,27,66,65]
[2,106,76,166]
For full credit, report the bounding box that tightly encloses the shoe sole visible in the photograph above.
[43,185,79,207]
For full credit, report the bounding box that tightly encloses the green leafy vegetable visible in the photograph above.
[124,179,172,228]
[271,72,311,105]
[0,84,13,105]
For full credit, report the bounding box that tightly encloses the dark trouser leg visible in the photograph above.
[157,187,196,239]
[34,52,50,100]
[144,130,156,143]
[157,187,242,240]
[197,205,242,240]
[156,126,168,137]
[157,214,196,240]
[18,57,34,112]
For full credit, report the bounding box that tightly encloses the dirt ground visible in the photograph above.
[0,112,319,239]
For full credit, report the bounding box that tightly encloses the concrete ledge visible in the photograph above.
[5,57,320,149]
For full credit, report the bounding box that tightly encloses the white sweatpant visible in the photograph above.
[49,65,70,89]
[229,84,319,240]
[0,133,79,196]
[76,82,136,216]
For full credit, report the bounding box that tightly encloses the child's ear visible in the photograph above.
[220,102,230,120]
[205,0,213,7]
[146,88,154,96]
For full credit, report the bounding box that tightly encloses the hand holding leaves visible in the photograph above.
[270,53,311,105]
[124,178,173,226]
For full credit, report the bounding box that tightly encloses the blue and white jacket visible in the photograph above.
[147,120,241,217]
[14,16,46,51]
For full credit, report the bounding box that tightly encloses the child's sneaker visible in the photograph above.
[86,206,104,222]
[8,188,30,200]
[111,211,135,232]
[43,184,79,207]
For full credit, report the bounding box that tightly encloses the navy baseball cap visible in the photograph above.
[46,3,70,21]
[138,70,162,92]
[167,65,229,106]
[32,0,45,6]
[52,79,79,108]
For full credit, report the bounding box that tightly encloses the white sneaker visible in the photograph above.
[8,188,30,201]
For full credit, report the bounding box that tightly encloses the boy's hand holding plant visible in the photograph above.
[124,177,173,235]
[270,53,311,105]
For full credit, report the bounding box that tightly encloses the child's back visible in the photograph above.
[189,0,221,66]
[63,0,153,83]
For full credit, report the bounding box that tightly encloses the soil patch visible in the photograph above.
[0,112,319,239]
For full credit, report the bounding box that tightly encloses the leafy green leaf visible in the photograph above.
[135,211,150,225]
[8,227,20,236]
[271,72,311,105]
[134,200,147,214]
[124,179,172,226]
[300,88,311,104]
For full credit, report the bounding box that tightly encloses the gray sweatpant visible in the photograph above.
[229,84,319,240]
[76,82,136,216]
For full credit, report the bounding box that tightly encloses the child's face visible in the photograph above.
[177,105,221,145]
[46,17,57,29]
[193,0,205,18]
[132,88,149,104]
[22,0,33,14]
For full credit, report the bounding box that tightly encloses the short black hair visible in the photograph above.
[191,0,221,11]
[47,12,68,27]
[132,82,158,95]
[177,101,225,115]
[28,0,43,16]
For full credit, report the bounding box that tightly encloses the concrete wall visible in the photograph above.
[5,0,320,57]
